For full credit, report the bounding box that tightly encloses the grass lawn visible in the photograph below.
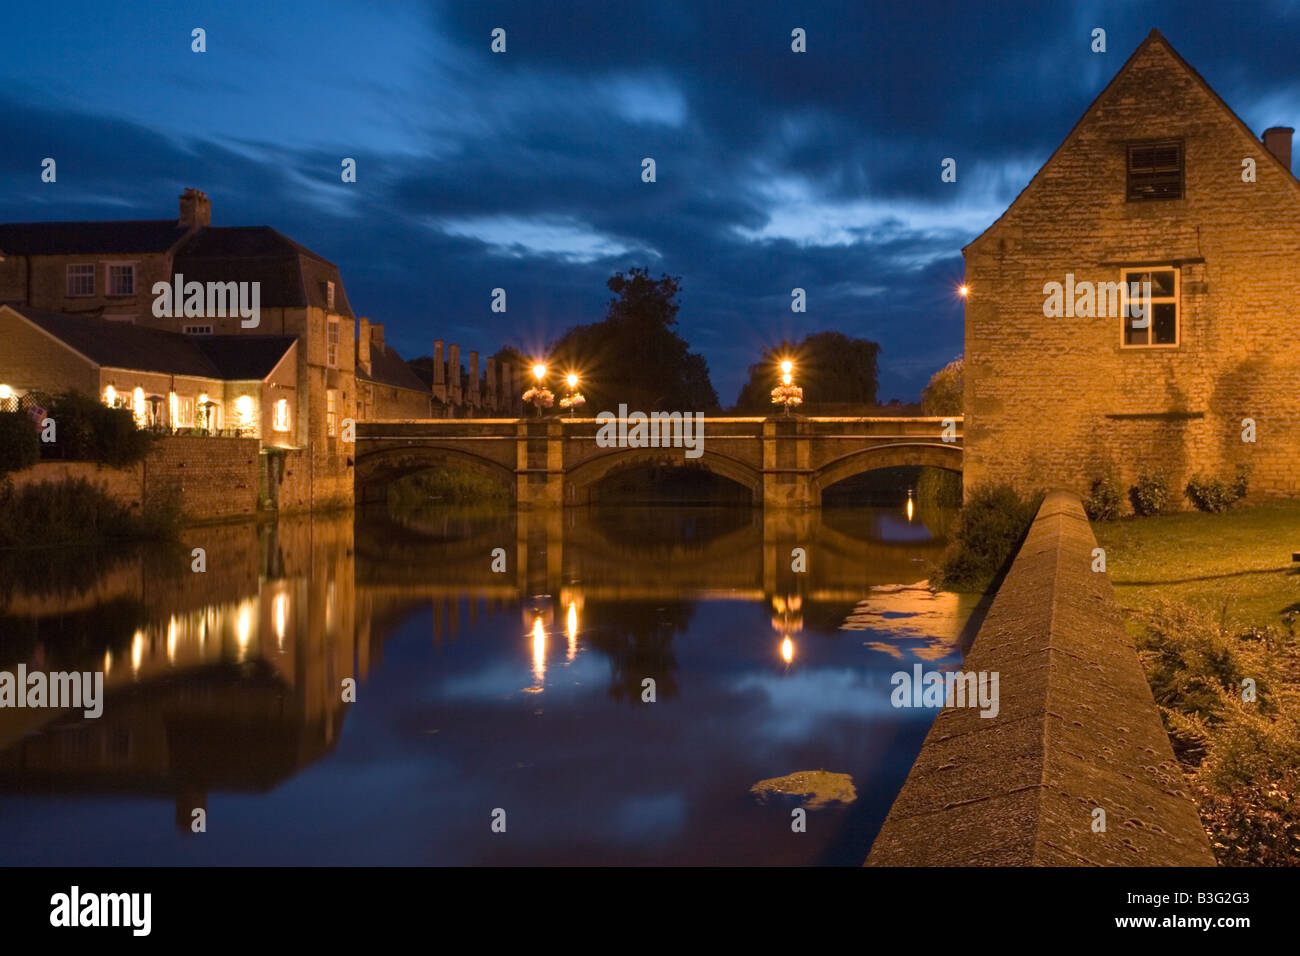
[1092,500,1300,629]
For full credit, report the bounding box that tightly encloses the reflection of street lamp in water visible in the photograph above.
[531,616,547,684]
[781,637,794,665]
[907,488,914,522]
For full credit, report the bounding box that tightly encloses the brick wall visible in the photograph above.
[964,34,1300,508]
[143,436,260,521]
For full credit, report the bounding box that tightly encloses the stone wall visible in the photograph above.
[866,491,1214,866]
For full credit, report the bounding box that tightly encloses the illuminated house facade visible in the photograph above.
[962,30,1300,504]
[0,304,298,447]
[0,189,358,505]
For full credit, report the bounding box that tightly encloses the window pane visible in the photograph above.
[1125,316,1149,346]
[1150,271,1176,297]
[1153,303,1177,344]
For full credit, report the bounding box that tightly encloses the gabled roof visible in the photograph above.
[359,341,430,393]
[965,28,1300,253]
[3,305,294,381]
[0,219,191,255]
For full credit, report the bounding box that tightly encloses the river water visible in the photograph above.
[0,502,975,865]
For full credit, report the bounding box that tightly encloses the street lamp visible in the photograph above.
[559,371,585,418]
[958,284,970,297]
[523,361,553,418]
[771,357,802,416]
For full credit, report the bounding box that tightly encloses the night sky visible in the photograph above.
[2,1,1297,403]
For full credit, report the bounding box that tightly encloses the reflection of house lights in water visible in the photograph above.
[566,601,578,661]
[131,630,144,673]
[104,649,112,674]
[167,617,177,664]
[906,489,914,522]
[531,617,546,683]
[236,601,254,659]
[781,637,794,664]
[273,592,288,649]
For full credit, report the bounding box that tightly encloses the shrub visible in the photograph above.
[1083,473,1122,521]
[42,390,156,467]
[1231,464,1251,501]
[1185,466,1251,513]
[1136,600,1300,865]
[932,483,1042,592]
[1130,471,1172,516]
[0,411,40,475]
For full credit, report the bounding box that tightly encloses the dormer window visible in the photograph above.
[1127,141,1183,200]
[325,281,336,311]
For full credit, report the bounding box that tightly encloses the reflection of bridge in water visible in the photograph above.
[356,416,962,509]
[0,502,963,832]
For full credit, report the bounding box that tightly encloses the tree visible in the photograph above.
[547,269,719,412]
[920,356,963,416]
[734,331,880,411]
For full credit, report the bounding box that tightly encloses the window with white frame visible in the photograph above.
[66,264,95,296]
[107,263,135,296]
[327,318,339,367]
[1121,267,1179,347]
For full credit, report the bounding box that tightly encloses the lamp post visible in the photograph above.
[523,362,553,418]
[771,358,802,417]
[560,372,585,418]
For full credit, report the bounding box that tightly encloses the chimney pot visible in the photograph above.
[1263,127,1294,173]
[357,317,371,374]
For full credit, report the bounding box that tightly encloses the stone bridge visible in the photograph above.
[354,416,962,508]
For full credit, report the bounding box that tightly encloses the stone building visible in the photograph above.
[356,318,432,419]
[0,189,357,506]
[963,29,1300,506]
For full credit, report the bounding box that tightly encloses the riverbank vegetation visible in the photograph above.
[1092,500,1300,864]
[0,477,178,549]
[387,467,513,510]
[930,483,1042,591]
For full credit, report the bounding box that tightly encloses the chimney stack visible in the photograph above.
[486,359,498,412]
[469,351,480,409]
[1263,127,1294,173]
[449,344,462,406]
[358,317,372,374]
[370,323,385,352]
[433,340,446,403]
[179,188,211,228]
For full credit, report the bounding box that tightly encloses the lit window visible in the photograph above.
[235,394,255,430]
[67,264,95,296]
[327,318,339,367]
[273,398,291,432]
[1121,267,1179,348]
[108,264,135,296]
[326,389,338,437]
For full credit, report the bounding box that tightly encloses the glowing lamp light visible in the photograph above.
[0,384,11,400]
[104,385,117,406]
[780,360,793,376]
[235,394,255,429]
[958,284,970,297]
[132,386,146,426]
[532,363,547,381]
[566,373,579,389]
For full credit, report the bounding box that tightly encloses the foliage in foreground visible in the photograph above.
[387,467,512,510]
[1083,472,1122,521]
[931,483,1042,592]
[1136,600,1300,865]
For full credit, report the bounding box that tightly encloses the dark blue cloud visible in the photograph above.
[1,0,1296,402]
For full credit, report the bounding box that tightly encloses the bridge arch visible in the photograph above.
[813,442,962,498]
[563,447,762,505]
[355,444,516,504]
